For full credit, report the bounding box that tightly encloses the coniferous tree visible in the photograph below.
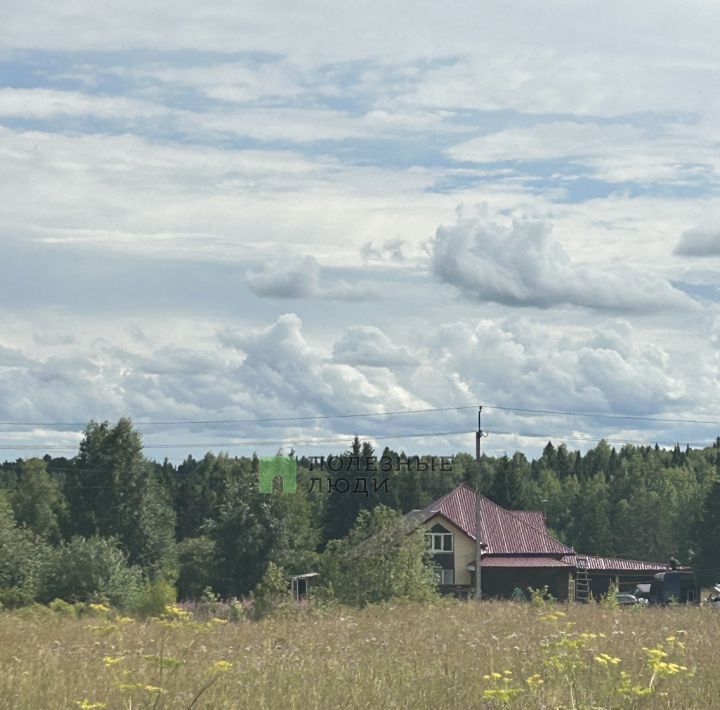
[692,439,720,585]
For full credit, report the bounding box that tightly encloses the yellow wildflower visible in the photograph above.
[142,685,167,694]
[212,660,233,673]
[162,604,192,621]
[102,655,123,667]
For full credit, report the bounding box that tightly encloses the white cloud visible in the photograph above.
[0,125,454,267]
[0,88,168,120]
[674,226,720,256]
[447,122,643,164]
[447,121,720,187]
[431,206,695,312]
[414,317,688,427]
[333,325,418,368]
[0,309,718,460]
[360,238,407,264]
[245,257,384,300]
[246,256,320,298]
[2,0,720,463]
[218,314,423,417]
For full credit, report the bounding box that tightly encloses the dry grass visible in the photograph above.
[0,600,718,709]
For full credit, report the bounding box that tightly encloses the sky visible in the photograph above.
[1,1,720,463]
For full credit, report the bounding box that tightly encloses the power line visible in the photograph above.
[485,404,720,427]
[0,405,479,429]
[1,402,720,430]
[488,429,711,450]
[2,400,719,456]
[0,428,716,456]
[0,429,476,452]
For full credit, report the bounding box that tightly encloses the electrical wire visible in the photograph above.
[0,429,476,451]
[484,404,720,427]
[488,429,711,450]
[0,405,479,428]
[2,401,720,428]
[1,401,719,456]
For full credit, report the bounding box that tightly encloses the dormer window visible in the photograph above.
[425,523,453,553]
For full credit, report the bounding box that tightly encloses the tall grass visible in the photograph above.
[0,600,718,708]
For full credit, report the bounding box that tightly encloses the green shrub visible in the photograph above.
[252,562,291,619]
[48,598,77,617]
[0,494,51,606]
[176,536,217,600]
[0,586,35,608]
[229,599,246,622]
[38,535,143,608]
[528,585,556,607]
[600,582,619,609]
[131,578,177,617]
[319,505,438,607]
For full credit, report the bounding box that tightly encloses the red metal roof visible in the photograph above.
[468,556,572,568]
[422,483,574,556]
[418,485,669,573]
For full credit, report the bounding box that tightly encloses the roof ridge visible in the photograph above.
[423,482,471,514]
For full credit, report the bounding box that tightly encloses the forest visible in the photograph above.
[1,418,719,612]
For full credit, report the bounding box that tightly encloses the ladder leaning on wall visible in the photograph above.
[574,555,591,602]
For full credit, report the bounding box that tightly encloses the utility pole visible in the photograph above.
[475,405,483,600]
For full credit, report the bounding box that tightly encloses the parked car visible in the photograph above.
[616,593,641,605]
[706,584,720,607]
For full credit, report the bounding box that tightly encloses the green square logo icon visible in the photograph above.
[258,456,297,494]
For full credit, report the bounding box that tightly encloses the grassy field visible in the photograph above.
[0,600,718,709]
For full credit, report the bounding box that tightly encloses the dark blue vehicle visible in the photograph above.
[648,570,699,605]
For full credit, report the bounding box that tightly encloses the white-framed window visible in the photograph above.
[440,569,454,586]
[425,532,453,553]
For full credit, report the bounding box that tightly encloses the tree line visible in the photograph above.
[1,418,719,611]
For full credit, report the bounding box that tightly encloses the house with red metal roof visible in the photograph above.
[410,483,669,600]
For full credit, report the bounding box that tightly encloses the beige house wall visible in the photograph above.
[420,514,476,587]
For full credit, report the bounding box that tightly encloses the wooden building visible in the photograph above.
[408,484,669,600]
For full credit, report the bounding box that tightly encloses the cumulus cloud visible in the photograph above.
[332,325,418,368]
[674,227,720,257]
[1,310,719,460]
[431,207,694,312]
[0,348,122,426]
[360,238,406,264]
[246,256,320,298]
[219,314,421,416]
[245,257,384,300]
[415,317,687,420]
